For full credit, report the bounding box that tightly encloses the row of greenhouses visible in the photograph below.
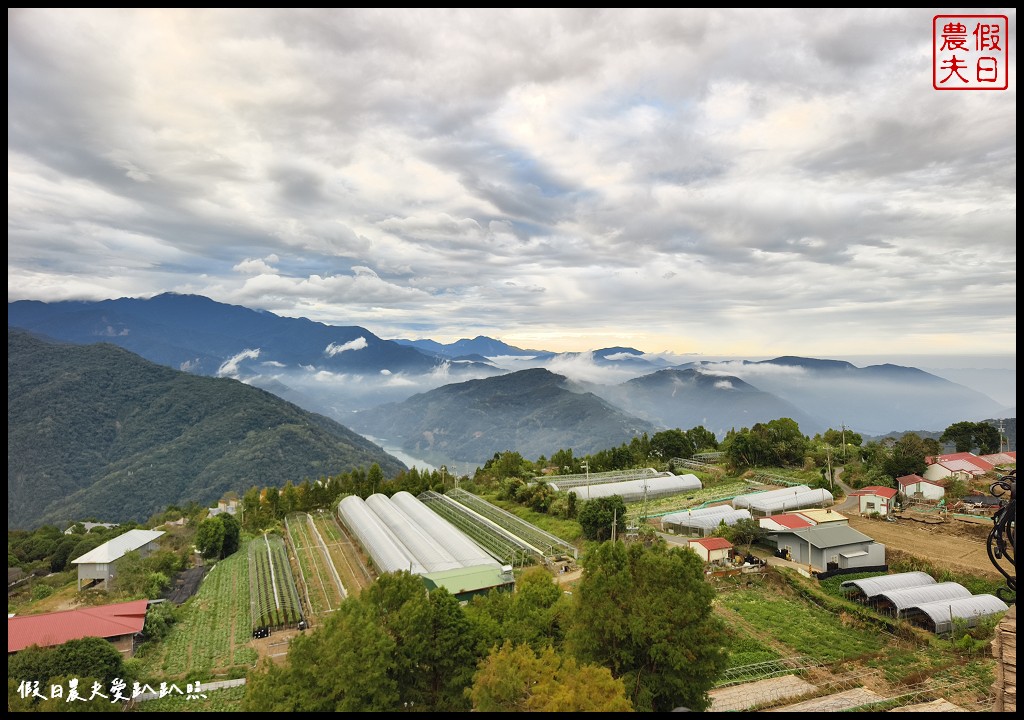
[338,491,502,576]
[840,571,1009,634]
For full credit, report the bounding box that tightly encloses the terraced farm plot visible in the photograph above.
[310,510,374,597]
[142,543,257,680]
[285,512,345,619]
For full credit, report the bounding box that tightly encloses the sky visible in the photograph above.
[7,8,1017,359]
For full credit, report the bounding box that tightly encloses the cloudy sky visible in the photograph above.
[8,8,1016,358]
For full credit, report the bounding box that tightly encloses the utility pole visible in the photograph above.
[612,508,617,542]
[826,445,833,490]
[582,461,590,500]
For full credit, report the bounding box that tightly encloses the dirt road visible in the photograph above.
[846,515,999,579]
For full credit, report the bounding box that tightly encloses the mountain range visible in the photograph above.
[8,328,406,529]
[8,294,1014,471]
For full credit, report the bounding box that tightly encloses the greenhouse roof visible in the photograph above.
[841,571,936,598]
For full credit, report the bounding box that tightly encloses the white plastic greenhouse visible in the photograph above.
[903,594,1009,634]
[732,485,811,509]
[551,473,702,503]
[841,572,936,602]
[338,495,427,575]
[661,505,738,529]
[389,491,501,569]
[661,508,752,536]
[743,488,834,515]
[338,493,502,577]
[874,582,972,615]
[365,494,463,572]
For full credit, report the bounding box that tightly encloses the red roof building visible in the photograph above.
[898,473,946,501]
[759,513,815,531]
[7,598,149,656]
[687,536,734,564]
[848,486,899,516]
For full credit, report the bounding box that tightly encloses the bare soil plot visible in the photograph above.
[845,515,1000,579]
[890,698,968,712]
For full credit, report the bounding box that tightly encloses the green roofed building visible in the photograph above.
[421,564,515,602]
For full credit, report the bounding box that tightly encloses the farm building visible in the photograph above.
[743,488,834,517]
[848,486,898,516]
[661,506,752,537]
[759,514,813,532]
[903,594,1009,634]
[8,599,149,656]
[552,473,702,503]
[71,529,164,590]
[793,508,847,526]
[923,452,994,483]
[421,565,515,602]
[897,474,945,501]
[840,571,936,603]
[978,451,1016,467]
[873,582,972,615]
[732,485,811,509]
[768,524,884,572]
[338,493,513,598]
[688,537,733,564]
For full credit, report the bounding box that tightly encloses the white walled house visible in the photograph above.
[849,486,899,516]
[897,474,945,501]
[922,453,993,483]
[687,537,733,564]
[72,529,165,590]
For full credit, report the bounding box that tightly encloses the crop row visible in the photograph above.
[248,533,303,631]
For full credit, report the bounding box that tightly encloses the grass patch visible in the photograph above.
[723,626,780,669]
[719,588,885,662]
[480,494,583,543]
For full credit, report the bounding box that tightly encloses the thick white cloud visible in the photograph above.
[216,348,261,377]
[6,8,1015,358]
[325,337,368,356]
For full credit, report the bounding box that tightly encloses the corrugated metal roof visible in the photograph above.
[906,594,1009,633]
[850,486,898,499]
[876,582,971,613]
[421,565,513,595]
[781,524,872,548]
[70,529,165,565]
[8,599,148,653]
[841,572,935,598]
[795,508,846,524]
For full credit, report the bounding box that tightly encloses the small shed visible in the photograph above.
[849,486,899,516]
[759,514,814,532]
[687,537,733,564]
[421,564,515,603]
[897,474,945,501]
